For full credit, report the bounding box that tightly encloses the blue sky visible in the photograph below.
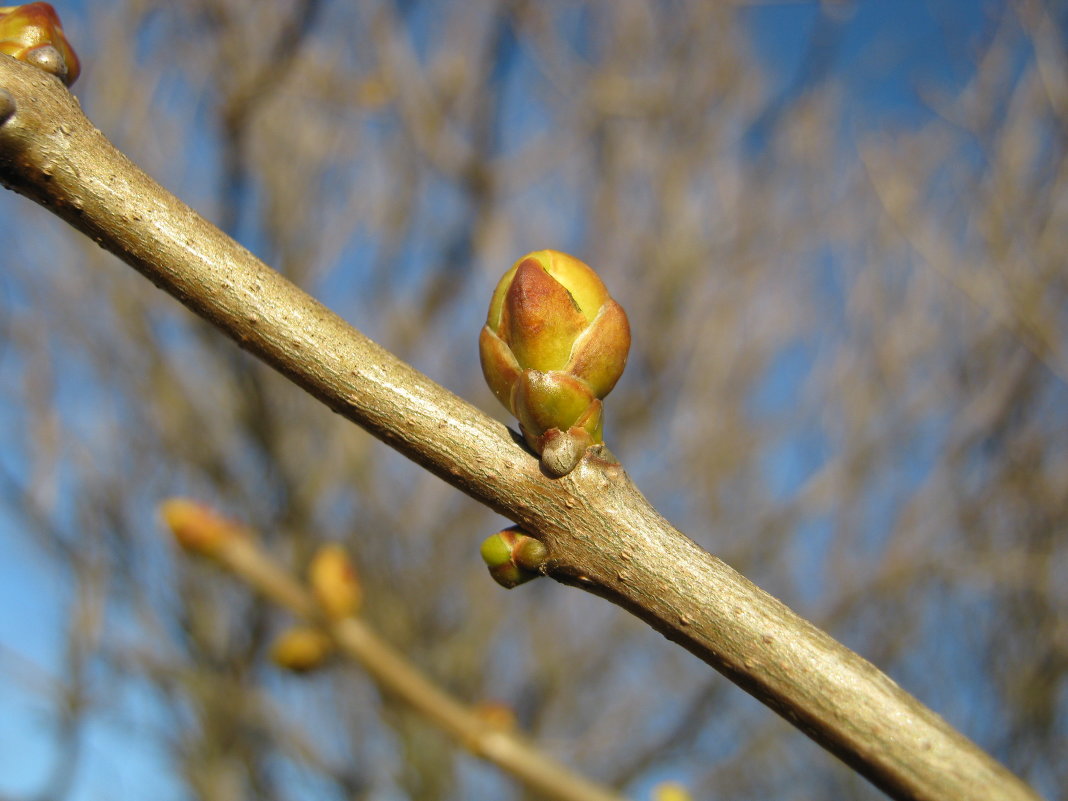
[744,0,1002,130]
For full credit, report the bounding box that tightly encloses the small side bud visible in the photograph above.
[309,544,362,620]
[479,527,548,589]
[270,626,333,673]
[0,3,81,86]
[159,499,246,558]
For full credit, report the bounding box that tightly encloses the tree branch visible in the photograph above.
[0,55,1040,801]
[189,524,626,801]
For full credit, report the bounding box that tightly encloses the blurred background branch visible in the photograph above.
[159,501,627,801]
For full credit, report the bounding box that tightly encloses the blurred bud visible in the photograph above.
[473,700,517,732]
[309,543,362,620]
[480,250,629,471]
[160,499,246,558]
[0,3,80,86]
[479,527,548,589]
[651,782,694,801]
[270,626,333,673]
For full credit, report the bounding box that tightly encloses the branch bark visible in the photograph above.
[0,55,1041,801]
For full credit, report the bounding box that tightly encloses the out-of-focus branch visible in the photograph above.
[0,55,1042,801]
[861,144,1068,385]
[161,503,626,801]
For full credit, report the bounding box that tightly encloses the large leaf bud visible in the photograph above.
[479,250,629,474]
[0,3,80,86]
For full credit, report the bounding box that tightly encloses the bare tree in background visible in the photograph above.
[0,1,1065,800]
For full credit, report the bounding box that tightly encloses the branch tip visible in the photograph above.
[159,498,248,558]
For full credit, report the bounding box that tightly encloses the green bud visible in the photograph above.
[480,250,630,467]
[270,626,333,673]
[479,527,548,589]
[511,371,602,448]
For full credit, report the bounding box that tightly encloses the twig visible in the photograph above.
[0,54,1041,801]
[210,531,626,801]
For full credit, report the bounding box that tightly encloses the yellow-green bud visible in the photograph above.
[309,544,362,620]
[270,626,333,673]
[0,3,80,86]
[479,527,548,589]
[159,498,247,558]
[479,250,629,472]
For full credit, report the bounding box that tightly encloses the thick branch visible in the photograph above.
[0,56,1040,801]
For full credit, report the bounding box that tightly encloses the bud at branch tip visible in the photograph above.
[159,498,246,558]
